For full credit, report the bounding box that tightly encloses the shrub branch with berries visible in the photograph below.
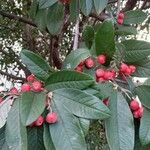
[0,0,150,150]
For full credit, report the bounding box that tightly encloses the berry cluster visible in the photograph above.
[75,54,106,72]
[119,63,136,78]
[0,74,58,126]
[30,112,58,127]
[95,69,116,82]
[130,99,144,118]
[117,12,125,25]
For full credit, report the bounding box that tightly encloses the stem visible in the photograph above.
[73,0,80,50]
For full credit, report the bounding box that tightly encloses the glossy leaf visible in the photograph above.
[46,3,64,35]
[122,40,150,63]
[21,49,52,81]
[53,88,110,119]
[135,85,150,109]
[78,118,90,136]
[45,70,95,91]
[93,0,108,14]
[95,20,115,60]
[105,92,134,150]
[124,10,147,25]
[43,124,55,150]
[0,97,12,128]
[27,127,45,150]
[63,48,91,69]
[20,91,46,126]
[140,107,150,145]
[133,58,150,77]
[115,25,137,35]
[6,99,27,150]
[80,0,92,16]
[49,102,87,150]
[34,9,47,30]
[39,0,57,9]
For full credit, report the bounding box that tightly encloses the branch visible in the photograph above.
[123,0,137,11]
[0,70,26,81]
[0,11,36,27]
[141,0,149,9]
[73,0,80,50]
[89,12,109,21]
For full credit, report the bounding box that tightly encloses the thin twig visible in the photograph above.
[73,0,80,50]
[0,70,26,81]
[0,11,36,27]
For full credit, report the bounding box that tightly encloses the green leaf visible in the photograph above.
[27,127,45,150]
[20,91,46,126]
[45,70,95,91]
[115,25,137,35]
[6,99,27,150]
[39,0,57,9]
[34,9,47,30]
[124,10,147,25]
[29,0,39,20]
[20,49,52,81]
[93,0,108,14]
[122,40,150,63]
[80,0,92,16]
[53,88,110,119]
[43,124,55,150]
[0,126,6,148]
[78,118,90,136]
[135,85,150,109]
[92,82,114,99]
[46,3,64,35]
[69,0,78,22]
[105,92,134,150]
[0,97,12,128]
[49,102,87,150]
[63,48,91,69]
[133,58,150,77]
[140,107,150,145]
[95,20,115,60]
[82,25,95,48]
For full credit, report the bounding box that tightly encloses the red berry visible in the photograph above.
[103,98,109,106]
[133,107,144,118]
[46,112,58,124]
[97,55,106,65]
[110,69,116,79]
[138,106,144,118]
[129,65,136,74]
[117,12,125,19]
[27,74,35,82]
[130,100,140,111]
[117,18,124,24]
[21,83,31,92]
[124,67,132,76]
[32,81,42,92]
[95,69,105,78]
[75,66,83,72]
[10,87,18,94]
[78,60,85,66]
[34,116,44,126]
[85,58,94,69]
[120,63,128,73]
[0,97,3,103]
[97,77,105,82]
[103,71,114,80]
[133,110,140,118]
